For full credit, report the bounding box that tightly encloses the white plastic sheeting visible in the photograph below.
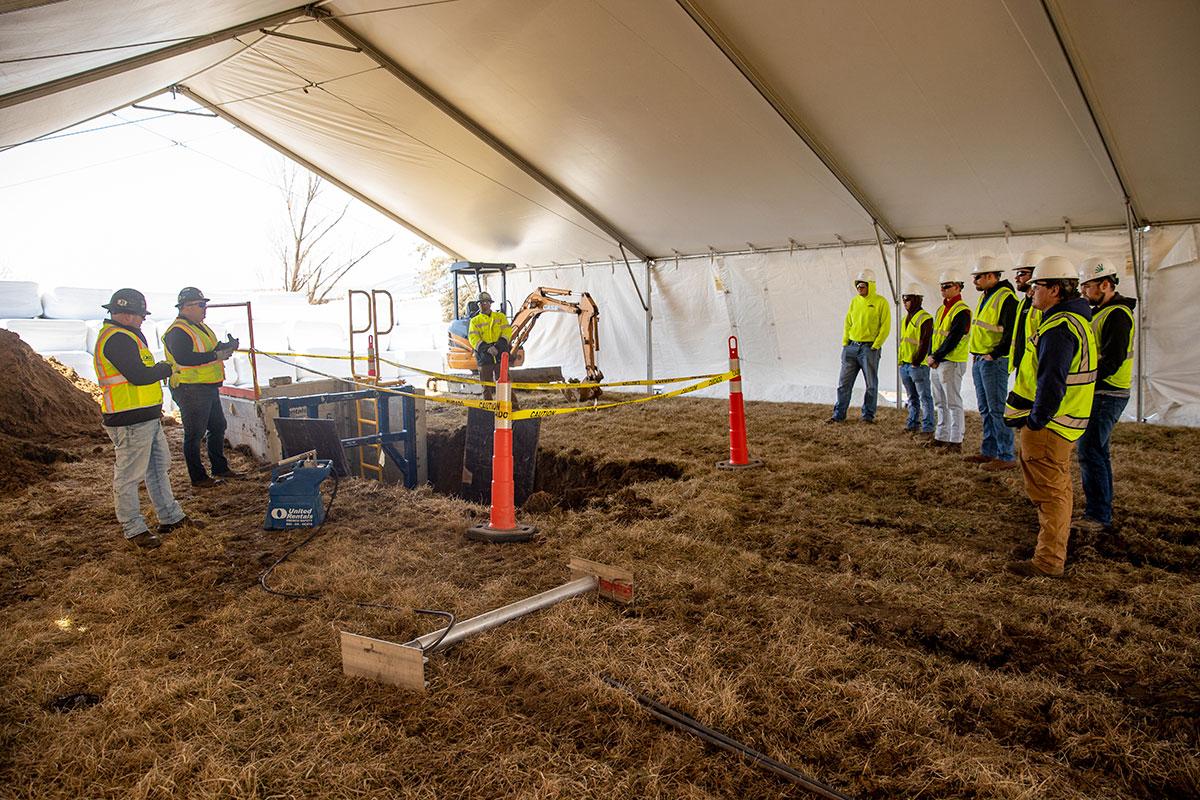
[40,286,113,320]
[0,281,42,318]
[1,318,89,352]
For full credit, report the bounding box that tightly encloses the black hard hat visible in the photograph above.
[176,286,210,307]
[103,288,150,316]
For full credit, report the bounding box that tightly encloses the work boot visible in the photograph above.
[981,459,1018,472]
[128,530,161,549]
[963,454,993,464]
[914,431,934,440]
[823,418,843,425]
[1006,560,1062,578]
[157,516,200,535]
[1073,516,1110,533]
[941,442,962,453]
[192,477,224,488]
[214,469,243,479]
[922,438,945,448]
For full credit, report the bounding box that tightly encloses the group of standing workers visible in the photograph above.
[94,287,240,549]
[831,251,1136,577]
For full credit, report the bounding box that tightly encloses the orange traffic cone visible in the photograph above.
[367,334,377,379]
[467,352,537,543]
[717,336,764,470]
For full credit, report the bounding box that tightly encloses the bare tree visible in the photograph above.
[415,243,454,321]
[275,162,394,303]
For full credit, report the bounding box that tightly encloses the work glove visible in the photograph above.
[154,361,174,380]
[487,345,499,357]
[1004,417,1026,429]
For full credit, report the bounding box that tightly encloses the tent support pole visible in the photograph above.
[676,0,900,243]
[1126,205,1146,422]
[318,13,652,263]
[0,4,314,112]
[872,223,900,408]
[646,261,654,395]
[177,86,462,260]
[1039,0,1144,224]
[894,242,903,410]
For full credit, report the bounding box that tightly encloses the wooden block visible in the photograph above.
[568,557,634,604]
[340,631,426,691]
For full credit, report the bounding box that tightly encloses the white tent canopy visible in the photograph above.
[3,0,1199,420]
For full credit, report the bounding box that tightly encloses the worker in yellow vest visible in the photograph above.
[1008,250,1044,375]
[468,291,512,400]
[898,283,934,436]
[965,256,1019,470]
[162,287,240,488]
[1076,257,1137,533]
[827,269,890,424]
[93,288,189,549]
[1003,256,1097,577]
[925,270,970,451]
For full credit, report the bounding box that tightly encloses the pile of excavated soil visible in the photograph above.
[0,382,1197,799]
[0,331,104,491]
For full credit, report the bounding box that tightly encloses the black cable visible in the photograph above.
[601,676,857,800]
[412,609,456,652]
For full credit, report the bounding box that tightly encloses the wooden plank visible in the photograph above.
[569,558,634,604]
[339,631,426,692]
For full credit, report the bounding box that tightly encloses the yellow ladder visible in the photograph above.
[355,392,384,480]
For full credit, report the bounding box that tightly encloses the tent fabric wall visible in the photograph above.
[495,225,1200,425]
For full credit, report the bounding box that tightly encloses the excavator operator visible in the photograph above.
[469,291,512,400]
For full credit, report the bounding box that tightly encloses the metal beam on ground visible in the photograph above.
[318,13,653,264]
[0,4,314,111]
[675,0,900,244]
[177,85,464,261]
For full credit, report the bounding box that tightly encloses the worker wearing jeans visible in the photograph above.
[104,418,185,541]
[93,288,187,549]
[828,268,890,424]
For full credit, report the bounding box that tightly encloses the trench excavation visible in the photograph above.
[425,426,684,512]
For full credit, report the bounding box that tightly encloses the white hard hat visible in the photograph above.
[478,291,493,303]
[854,269,876,284]
[901,282,924,297]
[1014,250,1044,270]
[970,256,1001,275]
[1031,256,1078,282]
[938,270,964,285]
[1079,256,1118,283]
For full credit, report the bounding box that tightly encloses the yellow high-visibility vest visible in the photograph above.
[933,300,970,363]
[468,312,513,349]
[93,323,163,414]
[1091,303,1135,390]
[898,308,932,365]
[162,318,225,388]
[968,285,1016,356]
[1004,310,1097,441]
[1008,297,1041,374]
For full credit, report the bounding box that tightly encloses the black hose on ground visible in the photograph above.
[601,675,858,800]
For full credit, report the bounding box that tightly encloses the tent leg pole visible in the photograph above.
[1125,202,1145,423]
[646,261,654,395]
[872,223,899,411]
[894,242,903,410]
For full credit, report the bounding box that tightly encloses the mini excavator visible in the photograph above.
[446,262,603,400]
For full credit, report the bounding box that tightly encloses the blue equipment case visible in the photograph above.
[264,457,334,529]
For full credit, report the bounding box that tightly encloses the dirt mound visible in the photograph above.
[0,330,101,441]
[0,331,104,490]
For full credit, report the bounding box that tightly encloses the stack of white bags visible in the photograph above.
[0,283,451,402]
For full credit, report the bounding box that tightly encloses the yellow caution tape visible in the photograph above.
[246,348,729,418]
[242,348,370,361]
[504,371,735,420]
[250,350,499,412]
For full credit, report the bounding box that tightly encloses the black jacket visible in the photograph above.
[1093,294,1137,392]
[100,321,171,428]
[1028,297,1093,431]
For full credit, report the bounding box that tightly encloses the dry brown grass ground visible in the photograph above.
[1,385,1198,799]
